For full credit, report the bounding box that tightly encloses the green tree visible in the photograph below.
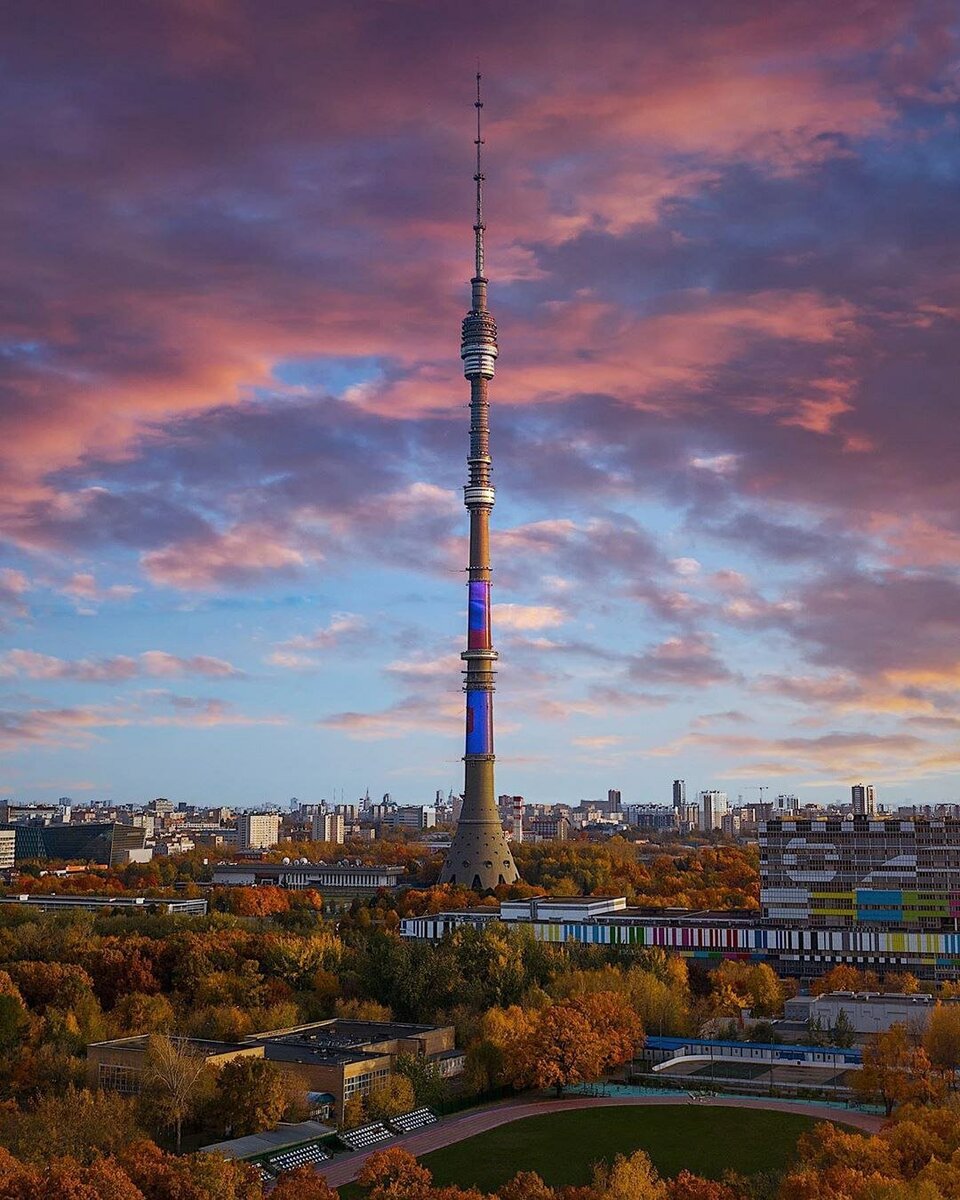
[395,1053,449,1110]
[831,1008,856,1049]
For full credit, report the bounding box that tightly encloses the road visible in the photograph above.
[316,1095,885,1188]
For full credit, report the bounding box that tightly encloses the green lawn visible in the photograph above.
[416,1106,822,1189]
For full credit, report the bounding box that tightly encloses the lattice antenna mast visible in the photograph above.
[474,71,484,280]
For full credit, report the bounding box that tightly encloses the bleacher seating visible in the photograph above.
[389,1108,438,1134]
[256,1165,274,1183]
[341,1121,393,1151]
[266,1141,331,1173]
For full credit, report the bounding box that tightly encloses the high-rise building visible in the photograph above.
[852,784,877,816]
[0,829,15,870]
[760,814,960,929]
[236,812,280,851]
[312,812,345,844]
[672,780,686,809]
[607,789,622,812]
[440,76,519,891]
[699,790,729,831]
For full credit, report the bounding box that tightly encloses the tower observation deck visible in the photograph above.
[439,76,520,891]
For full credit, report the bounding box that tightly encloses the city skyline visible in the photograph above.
[2,4,960,805]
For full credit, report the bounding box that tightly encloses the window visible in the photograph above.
[98,1063,142,1094]
[343,1067,390,1099]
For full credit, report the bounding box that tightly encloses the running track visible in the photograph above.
[316,1096,885,1187]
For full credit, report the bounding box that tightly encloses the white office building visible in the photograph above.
[236,812,280,851]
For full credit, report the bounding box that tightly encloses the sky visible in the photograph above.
[2,1,960,809]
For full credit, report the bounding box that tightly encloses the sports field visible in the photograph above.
[417,1105,820,1188]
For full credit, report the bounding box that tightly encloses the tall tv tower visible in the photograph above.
[440,75,519,891]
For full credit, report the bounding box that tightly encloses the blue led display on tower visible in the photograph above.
[465,689,492,755]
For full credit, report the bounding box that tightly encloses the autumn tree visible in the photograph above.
[853,1025,936,1116]
[665,1172,742,1200]
[499,1171,557,1200]
[110,991,176,1037]
[711,962,784,1017]
[120,1137,263,1199]
[466,1005,536,1093]
[365,1074,416,1122]
[215,1056,289,1137]
[357,1146,433,1200]
[0,989,29,1053]
[139,1035,214,1151]
[923,1004,960,1081]
[514,1002,605,1095]
[0,1087,142,1165]
[810,964,880,995]
[577,991,644,1072]
[591,1149,667,1200]
[271,1166,340,1200]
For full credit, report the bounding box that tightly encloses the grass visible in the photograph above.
[414,1106,822,1189]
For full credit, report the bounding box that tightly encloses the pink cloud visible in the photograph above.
[142,524,309,589]
[267,613,368,668]
[0,649,241,682]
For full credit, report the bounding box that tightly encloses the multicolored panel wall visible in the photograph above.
[467,581,491,649]
[465,689,492,755]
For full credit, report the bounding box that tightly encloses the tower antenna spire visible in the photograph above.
[474,70,484,280]
[439,74,519,893]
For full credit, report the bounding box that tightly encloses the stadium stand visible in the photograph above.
[389,1107,438,1134]
[340,1121,394,1151]
[266,1142,331,1173]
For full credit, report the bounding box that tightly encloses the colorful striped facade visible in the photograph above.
[399,909,960,980]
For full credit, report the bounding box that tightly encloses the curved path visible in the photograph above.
[316,1095,884,1188]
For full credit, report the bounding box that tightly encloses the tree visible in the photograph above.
[831,1008,856,1048]
[591,1150,667,1200]
[666,1174,742,1200]
[853,1025,935,1116]
[576,991,644,1072]
[924,1004,960,1080]
[499,1172,557,1200]
[215,1056,289,1137]
[365,1074,416,1122]
[0,1087,142,1165]
[271,1166,340,1200]
[711,962,784,1017]
[514,1003,605,1096]
[395,1052,449,1110]
[139,1035,214,1151]
[811,965,879,995]
[0,993,29,1054]
[357,1147,432,1200]
[120,1138,263,1199]
[110,992,176,1037]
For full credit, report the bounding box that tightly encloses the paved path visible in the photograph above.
[317,1096,885,1188]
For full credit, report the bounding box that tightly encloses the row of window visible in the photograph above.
[98,1063,142,1094]
[343,1067,389,1099]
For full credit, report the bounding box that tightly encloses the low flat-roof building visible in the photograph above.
[785,990,946,1036]
[88,1018,457,1121]
[211,861,406,895]
[0,893,207,915]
